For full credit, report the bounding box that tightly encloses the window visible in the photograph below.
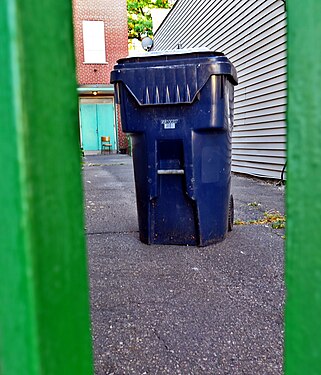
[82,21,106,63]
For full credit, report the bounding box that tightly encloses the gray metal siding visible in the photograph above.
[154,0,286,179]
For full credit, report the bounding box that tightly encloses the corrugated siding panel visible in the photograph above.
[154,0,287,180]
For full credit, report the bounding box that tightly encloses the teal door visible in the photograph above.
[80,104,98,151]
[80,99,116,151]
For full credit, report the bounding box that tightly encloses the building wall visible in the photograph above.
[72,0,128,151]
[153,0,287,179]
[72,0,128,85]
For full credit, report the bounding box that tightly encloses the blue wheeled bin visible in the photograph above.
[111,49,238,246]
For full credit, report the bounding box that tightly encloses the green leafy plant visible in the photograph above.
[127,0,172,40]
[247,201,261,207]
[126,135,132,156]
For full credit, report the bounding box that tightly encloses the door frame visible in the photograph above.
[78,96,118,152]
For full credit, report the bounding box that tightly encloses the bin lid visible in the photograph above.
[110,49,238,106]
[119,47,213,60]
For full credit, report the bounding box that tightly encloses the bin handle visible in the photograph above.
[157,169,184,175]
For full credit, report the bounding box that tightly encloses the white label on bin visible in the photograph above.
[161,119,178,129]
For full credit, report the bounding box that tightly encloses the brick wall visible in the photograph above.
[72,0,128,85]
[72,0,128,151]
[116,104,128,150]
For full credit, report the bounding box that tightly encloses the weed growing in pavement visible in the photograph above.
[235,210,286,230]
[247,201,261,207]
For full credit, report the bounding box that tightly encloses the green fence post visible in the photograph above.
[0,0,93,374]
[286,1,321,374]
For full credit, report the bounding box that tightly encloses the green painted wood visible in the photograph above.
[286,1,321,374]
[0,0,93,374]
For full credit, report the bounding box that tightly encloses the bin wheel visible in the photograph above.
[228,195,234,232]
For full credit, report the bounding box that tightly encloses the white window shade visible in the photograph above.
[82,21,106,63]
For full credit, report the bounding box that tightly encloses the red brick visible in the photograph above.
[72,0,128,150]
[72,0,128,84]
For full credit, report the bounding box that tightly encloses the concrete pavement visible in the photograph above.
[83,154,285,375]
